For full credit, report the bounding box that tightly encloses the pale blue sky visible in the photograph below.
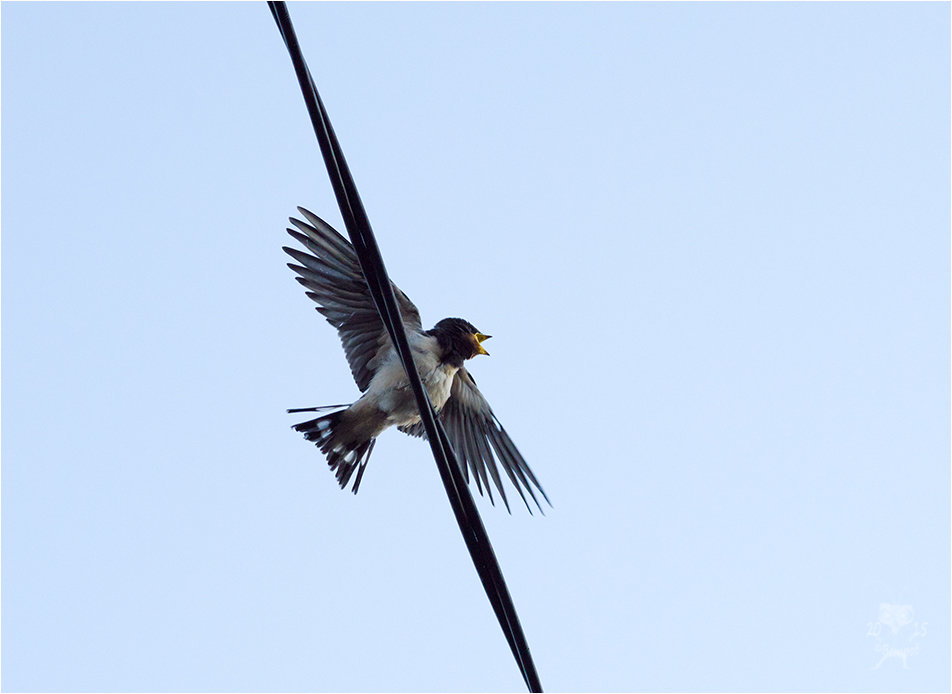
[2,2,949,692]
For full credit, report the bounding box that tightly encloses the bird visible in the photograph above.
[283,207,550,513]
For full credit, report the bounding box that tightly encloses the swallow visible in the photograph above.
[284,207,550,513]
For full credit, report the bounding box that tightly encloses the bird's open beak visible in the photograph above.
[474,332,491,356]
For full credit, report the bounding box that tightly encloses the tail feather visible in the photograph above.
[351,439,375,492]
[287,404,350,414]
[291,409,377,493]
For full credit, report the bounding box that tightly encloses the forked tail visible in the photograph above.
[290,406,377,493]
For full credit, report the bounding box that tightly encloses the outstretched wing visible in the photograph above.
[283,207,422,392]
[401,367,550,514]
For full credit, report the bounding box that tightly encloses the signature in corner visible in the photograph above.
[867,603,927,670]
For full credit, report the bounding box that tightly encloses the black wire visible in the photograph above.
[267,3,543,692]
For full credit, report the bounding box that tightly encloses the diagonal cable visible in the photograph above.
[267,3,543,691]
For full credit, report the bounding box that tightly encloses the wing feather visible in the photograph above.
[284,208,422,392]
[468,410,508,510]
[461,406,495,505]
[398,366,550,513]
[486,425,532,512]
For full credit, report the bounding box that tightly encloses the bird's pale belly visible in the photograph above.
[379,362,457,427]
[359,347,458,432]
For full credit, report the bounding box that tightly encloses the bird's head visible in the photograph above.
[430,317,492,366]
